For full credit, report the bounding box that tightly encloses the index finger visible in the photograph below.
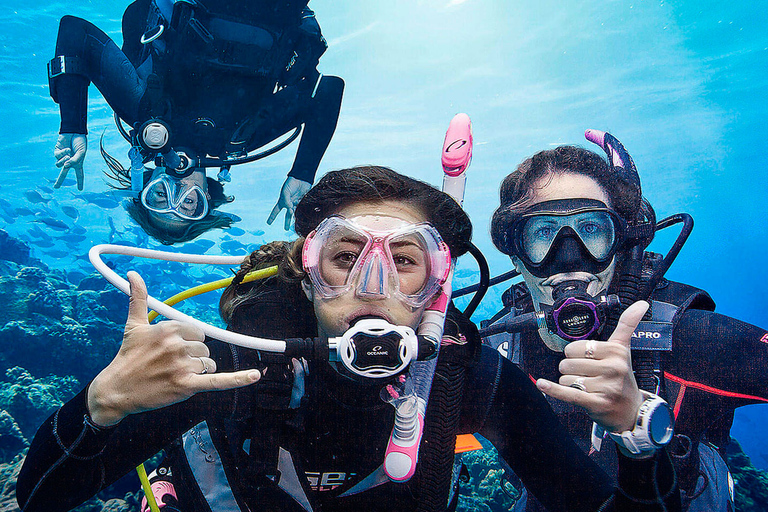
[191,368,261,392]
[54,167,70,188]
[536,378,600,409]
[266,202,282,225]
[608,300,649,348]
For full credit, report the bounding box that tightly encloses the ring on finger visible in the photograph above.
[569,377,587,392]
[198,357,210,375]
[585,340,597,359]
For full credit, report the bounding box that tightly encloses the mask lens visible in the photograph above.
[317,226,369,289]
[174,187,207,220]
[519,211,617,264]
[388,231,432,297]
[143,179,171,210]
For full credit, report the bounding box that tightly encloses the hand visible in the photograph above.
[536,301,649,433]
[267,176,312,230]
[53,133,87,191]
[87,272,262,427]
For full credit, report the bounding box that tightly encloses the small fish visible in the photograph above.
[34,217,70,231]
[14,207,35,216]
[250,229,266,236]
[220,240,248,255]
[190,239,216,252]
[37,185,55,194]
[72,224,87,235]
[58,233,87,243]
[32,239,55,248]
[0,212,15,224]
[45,249,72,259]
[29,225,52,240]
[0,198,12,210]
[25,190,51,204]
[227,227,246,237]
[75,192,121,209]
[60,205,80,220]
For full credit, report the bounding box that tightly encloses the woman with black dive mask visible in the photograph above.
[18,166,680,512]
[487,130,768,511]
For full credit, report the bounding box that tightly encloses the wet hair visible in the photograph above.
[125,197,234,245]
[220,165,473,322]
[491,145,651,255]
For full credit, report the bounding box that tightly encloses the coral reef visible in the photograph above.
[726,439,768,512]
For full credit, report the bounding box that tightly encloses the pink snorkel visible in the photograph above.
[382,113,473,482]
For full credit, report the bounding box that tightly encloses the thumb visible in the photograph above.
[609,300,649,348]
[126,271,150,327]
[266,202,282,225]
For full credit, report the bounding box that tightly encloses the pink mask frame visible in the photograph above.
[302,215,452,308]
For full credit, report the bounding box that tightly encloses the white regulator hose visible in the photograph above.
[89,244,287,353]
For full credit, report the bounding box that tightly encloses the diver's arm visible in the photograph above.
[671,309,768,404]
[471,348,680,511]
[666,309,768,441]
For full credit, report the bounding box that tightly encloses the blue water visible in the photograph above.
[0,0,766,470]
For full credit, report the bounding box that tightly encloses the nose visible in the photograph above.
[356,248,389,300]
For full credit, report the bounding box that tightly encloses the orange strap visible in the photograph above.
[455,434,483,453]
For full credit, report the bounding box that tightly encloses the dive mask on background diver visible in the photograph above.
[483,199,624,345]
[510,198,626,278]
[140,173,209,221]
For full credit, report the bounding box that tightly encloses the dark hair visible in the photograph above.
[491,145,650,255]
[125,197,234,245]
[220,165,473,321]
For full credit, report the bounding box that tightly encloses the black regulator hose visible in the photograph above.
[453,269,519,299]
[643,213,693,297]
[461,243,490,318]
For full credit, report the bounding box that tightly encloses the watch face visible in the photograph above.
[649,404,675,446]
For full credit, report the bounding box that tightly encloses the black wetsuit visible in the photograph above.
[17,279,679,512]
[50,2,343,183]
[489,280,768,511]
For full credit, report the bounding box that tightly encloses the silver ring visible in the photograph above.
[585,340,597,359]
[198,357,209,375]
[570,377,587,392]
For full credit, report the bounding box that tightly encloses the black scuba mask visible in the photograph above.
[511,199,624,278]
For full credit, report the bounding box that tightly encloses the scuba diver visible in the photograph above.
[482,130,768,511]
[17,166,681,512]
[48,0,344,241]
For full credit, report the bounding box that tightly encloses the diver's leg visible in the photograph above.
[53,16,146,133]
[286,75,344,184]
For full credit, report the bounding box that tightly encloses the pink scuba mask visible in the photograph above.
[302,215,452,308]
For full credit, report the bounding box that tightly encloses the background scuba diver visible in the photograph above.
[485,130,768,511]
[17,166,680,512]
[48,0,344,242]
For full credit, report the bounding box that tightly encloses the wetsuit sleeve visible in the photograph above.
[665,309,768,439]
[466,346,680,511]
[16,376,237,511]
[286,74,344,184]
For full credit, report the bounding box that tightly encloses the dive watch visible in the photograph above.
[609,390,674,457]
